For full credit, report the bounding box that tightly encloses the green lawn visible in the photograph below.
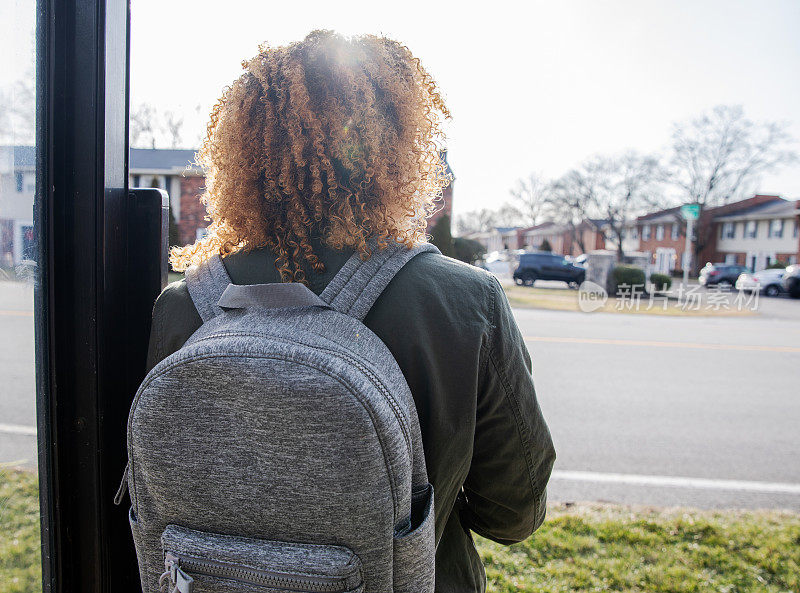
[2,468,799,592]
[0,469,40,593]
[503,285,755,317]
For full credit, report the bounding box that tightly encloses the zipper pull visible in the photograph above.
[113,463,129,506]
[164,554,194,593]
[173,566,194,593]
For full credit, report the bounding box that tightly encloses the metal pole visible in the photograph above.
[683,217,694,288]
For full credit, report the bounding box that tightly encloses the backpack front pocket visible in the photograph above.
[160,525,363,593]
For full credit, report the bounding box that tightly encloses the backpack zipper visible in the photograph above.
[163,553,356,592]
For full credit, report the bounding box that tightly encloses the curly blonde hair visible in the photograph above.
[170,30,451,282]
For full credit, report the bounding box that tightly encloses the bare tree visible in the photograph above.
[494,203,525,227]
[0,74,35,144]
[130,103,188,149]
[455,208,499,235]
[549,169,595,255]
[162,110,185,149]
[669,105,796,209]
[551,152,660,260]
[508,173,551,227]
[0,87,12,142]
[131,103,157,149]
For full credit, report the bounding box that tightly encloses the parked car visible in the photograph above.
[699,264,748,287]
[513,252,586,287]
[782,264,800,299]
[735,268,785,297]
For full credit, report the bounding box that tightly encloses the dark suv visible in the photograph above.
[699,263,748,287]
[513,252,586,287]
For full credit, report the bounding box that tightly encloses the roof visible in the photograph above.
[495,226,520,234]
[637,206,682,224]
[130,148,200,172]
[584,218,609,228]
[714,199,798,222]
[522,221,565,234]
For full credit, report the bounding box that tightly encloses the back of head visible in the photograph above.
[171,30,450,282]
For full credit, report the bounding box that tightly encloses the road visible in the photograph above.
[2,280,800,510]
[516,306,800,510]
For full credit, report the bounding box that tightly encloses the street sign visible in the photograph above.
[681,204,700,220]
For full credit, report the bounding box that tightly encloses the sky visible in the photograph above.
[4,0,800,217]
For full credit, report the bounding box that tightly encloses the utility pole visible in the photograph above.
[680,204,700,288]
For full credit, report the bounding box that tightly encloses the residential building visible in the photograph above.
[515,219,607,256]
[1,145,455,266]
[710,199,799,269]
[466,226,521,253]
[562,219,608,256]
[630,194,794,275]
[635,207,686,274]
[131,147,455,248]
[0,146,35,267]
[518,222,566,253]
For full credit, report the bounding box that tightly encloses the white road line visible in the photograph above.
[552,470,800,495]
[0,423,37,436]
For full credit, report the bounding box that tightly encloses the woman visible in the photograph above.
[147,30,555,593]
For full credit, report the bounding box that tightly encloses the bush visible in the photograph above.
[429,214,455,257]
[453,237,486,265]
[611,265,646,295]
[540,238,553,252]
[650,273,672,291]
[767,260,788,270]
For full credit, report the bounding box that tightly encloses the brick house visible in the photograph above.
[129,148,207,246]
[696,195,791,269]
[517,222,566,252]
[563,219,608,256]
[632,194,793,274]
[515,219,607,256]
[130,148,454,248]
[635,207,687,274]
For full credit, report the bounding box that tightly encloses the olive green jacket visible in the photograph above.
[146,244,556,593]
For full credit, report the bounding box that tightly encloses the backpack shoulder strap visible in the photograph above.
[185,254,233,323]
[320,240,440,321]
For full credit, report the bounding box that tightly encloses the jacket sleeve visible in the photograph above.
[459,275,556,544]
[145,280,203,373]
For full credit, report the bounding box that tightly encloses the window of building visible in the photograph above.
[655,225,664,241]
[641,224,651,240]
[769,219,784,238]
[720,221,735,239]
[16,171,24,192]
[745,220,757,238]
[794,220,799,238]
[671,224,679,240]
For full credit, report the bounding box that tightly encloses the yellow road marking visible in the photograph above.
[524,336,800,354]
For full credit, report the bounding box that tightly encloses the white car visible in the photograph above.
[735,268,785,297]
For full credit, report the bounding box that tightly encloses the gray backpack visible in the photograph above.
[120,241,438,593]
